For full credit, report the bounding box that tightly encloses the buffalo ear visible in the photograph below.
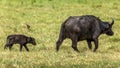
[27,37,31,42]
[105,24,109,29]
[111,18,114,26]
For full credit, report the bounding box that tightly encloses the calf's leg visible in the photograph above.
[20,45,23,51]
[24,44,29,51]
[9,44,13,51]
[4,44,9,49]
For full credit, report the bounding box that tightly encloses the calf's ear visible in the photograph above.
[111,18,114,26]
[27,37,31,41]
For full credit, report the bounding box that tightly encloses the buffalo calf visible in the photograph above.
[4,34,36,51]
[56,15,114,52]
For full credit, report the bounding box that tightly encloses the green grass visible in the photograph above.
[0,0,120,68]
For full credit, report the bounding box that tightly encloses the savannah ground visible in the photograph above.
[0,0,120,68]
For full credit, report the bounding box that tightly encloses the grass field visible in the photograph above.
[0,0,120,68]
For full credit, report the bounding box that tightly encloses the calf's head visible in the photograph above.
[27,37,36,45]
[102,18,114,36]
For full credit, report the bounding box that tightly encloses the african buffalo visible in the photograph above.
[56,15,114,52]
[4,34,36,51]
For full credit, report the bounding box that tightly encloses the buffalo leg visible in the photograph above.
[56,26,66,52]
[87,40,92,50]
[56,30,65,52]
[93,31,99,52]
[93,39,98,52]
[9,44,13,51]
[24,45,29,51]
[20,45,23,51]
[4,44,9,49]
[71,35,79,52]
[56,38,64,52]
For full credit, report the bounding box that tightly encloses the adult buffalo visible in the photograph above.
[56,15,114,52]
